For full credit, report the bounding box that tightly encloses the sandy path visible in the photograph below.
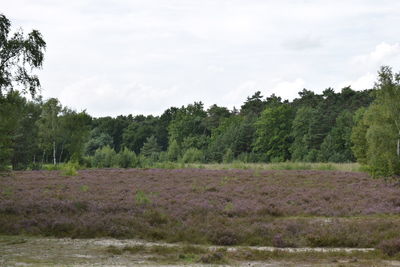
[0,236,397,267]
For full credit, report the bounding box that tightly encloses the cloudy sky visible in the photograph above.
[3,0,400,117]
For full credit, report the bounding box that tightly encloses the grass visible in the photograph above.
[188,162,363,172]
[42,161,362,172]
[2,234,400,266]
[104,243,400,265]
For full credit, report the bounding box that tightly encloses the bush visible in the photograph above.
[61,162,78,176]
[43,164,61,170]
[27,162,42,170]
[158,151,168,162]
[92,146,117,168]
[211,229,240,245]
[222,148,234,163]
[181,148,204,163]
[167,139,180,161]
[81,156,93,168]
[117,147,137,168]
[378,238,400,256]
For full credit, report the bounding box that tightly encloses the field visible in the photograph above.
[2,167,400,265]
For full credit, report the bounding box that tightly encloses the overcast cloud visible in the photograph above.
[3,0,400,117]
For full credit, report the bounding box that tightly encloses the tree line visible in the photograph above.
[1,14,399,176]
[0,86,375,170]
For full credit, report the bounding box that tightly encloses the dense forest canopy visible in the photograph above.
[1,14,400,177]
[0,84,376,169]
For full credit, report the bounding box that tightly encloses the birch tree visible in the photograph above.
[37,98,61,165]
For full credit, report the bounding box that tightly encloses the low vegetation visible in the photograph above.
[2,168,400,251]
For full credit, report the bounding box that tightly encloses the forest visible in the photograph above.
[1,13,400,177]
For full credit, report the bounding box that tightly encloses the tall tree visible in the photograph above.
[60,110,92,162]
[354,66,400,176]
[37,98,62,165]
[0,91,25,170]
[0,14,46,96]
[0,14,45,170]
[240,91,266,117]
[253,103,294,162]
[168,102,208,150]
[351,107,369,165]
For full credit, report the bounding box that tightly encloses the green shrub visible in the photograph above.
[92,145,117,168]
[223,148,234,163]
[158,151,168,162]
[61,162,78,176]
[117,147,137,168]
[167,139,180,161]
[154,161,180,169]
[181,148,204,163]
[135,190,151,205]
[43,164,61,171]
[81,156,93,168]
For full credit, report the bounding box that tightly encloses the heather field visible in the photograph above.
[2,168,400,251]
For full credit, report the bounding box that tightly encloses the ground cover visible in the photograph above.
[1,168,400,249]
[1,235,399,266]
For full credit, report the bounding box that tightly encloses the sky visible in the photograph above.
[3,0,400,117]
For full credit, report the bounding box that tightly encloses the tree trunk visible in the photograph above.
[397,138,400,157]
[59,140,65,163]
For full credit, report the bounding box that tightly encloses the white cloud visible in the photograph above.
[271,79,306,101]
[352,42,400,67]
[225,80,259,107]
[57,77,179,117]
[282,35,322,50]
[3,0,400,116]
[339,73,375,90]
[207,65,225,73]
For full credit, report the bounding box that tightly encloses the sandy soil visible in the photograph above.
[0,236,398,267]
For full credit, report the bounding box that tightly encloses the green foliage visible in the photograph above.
[365,104,400,176]
[290,106,317,162]
[80,185,89,192]
[60,110,92,163]
[122,115,159,154]
[181,135,209,152]
[61,162,78,176]
[167,139,180,161]
[0,14,45,171]
[319,110,354,162]
[135,190,152,205]
[351,108,369,164]
[36,98,62,165]
[0,92,24,171]
[204,104,231,131]
[223,148,234,163]
[181,148,204,163]
[85,130,113,156]
[240,91,266,116]
[92,145,117,168]
[117,147,137,168]
[207,116,256,162]
[352,67,400,177]
[0,14,46,96]
[253,103,294,162]
[140,136,161,158]
[168,102,208,149]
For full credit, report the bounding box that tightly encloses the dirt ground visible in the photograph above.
[1,235,399,267]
